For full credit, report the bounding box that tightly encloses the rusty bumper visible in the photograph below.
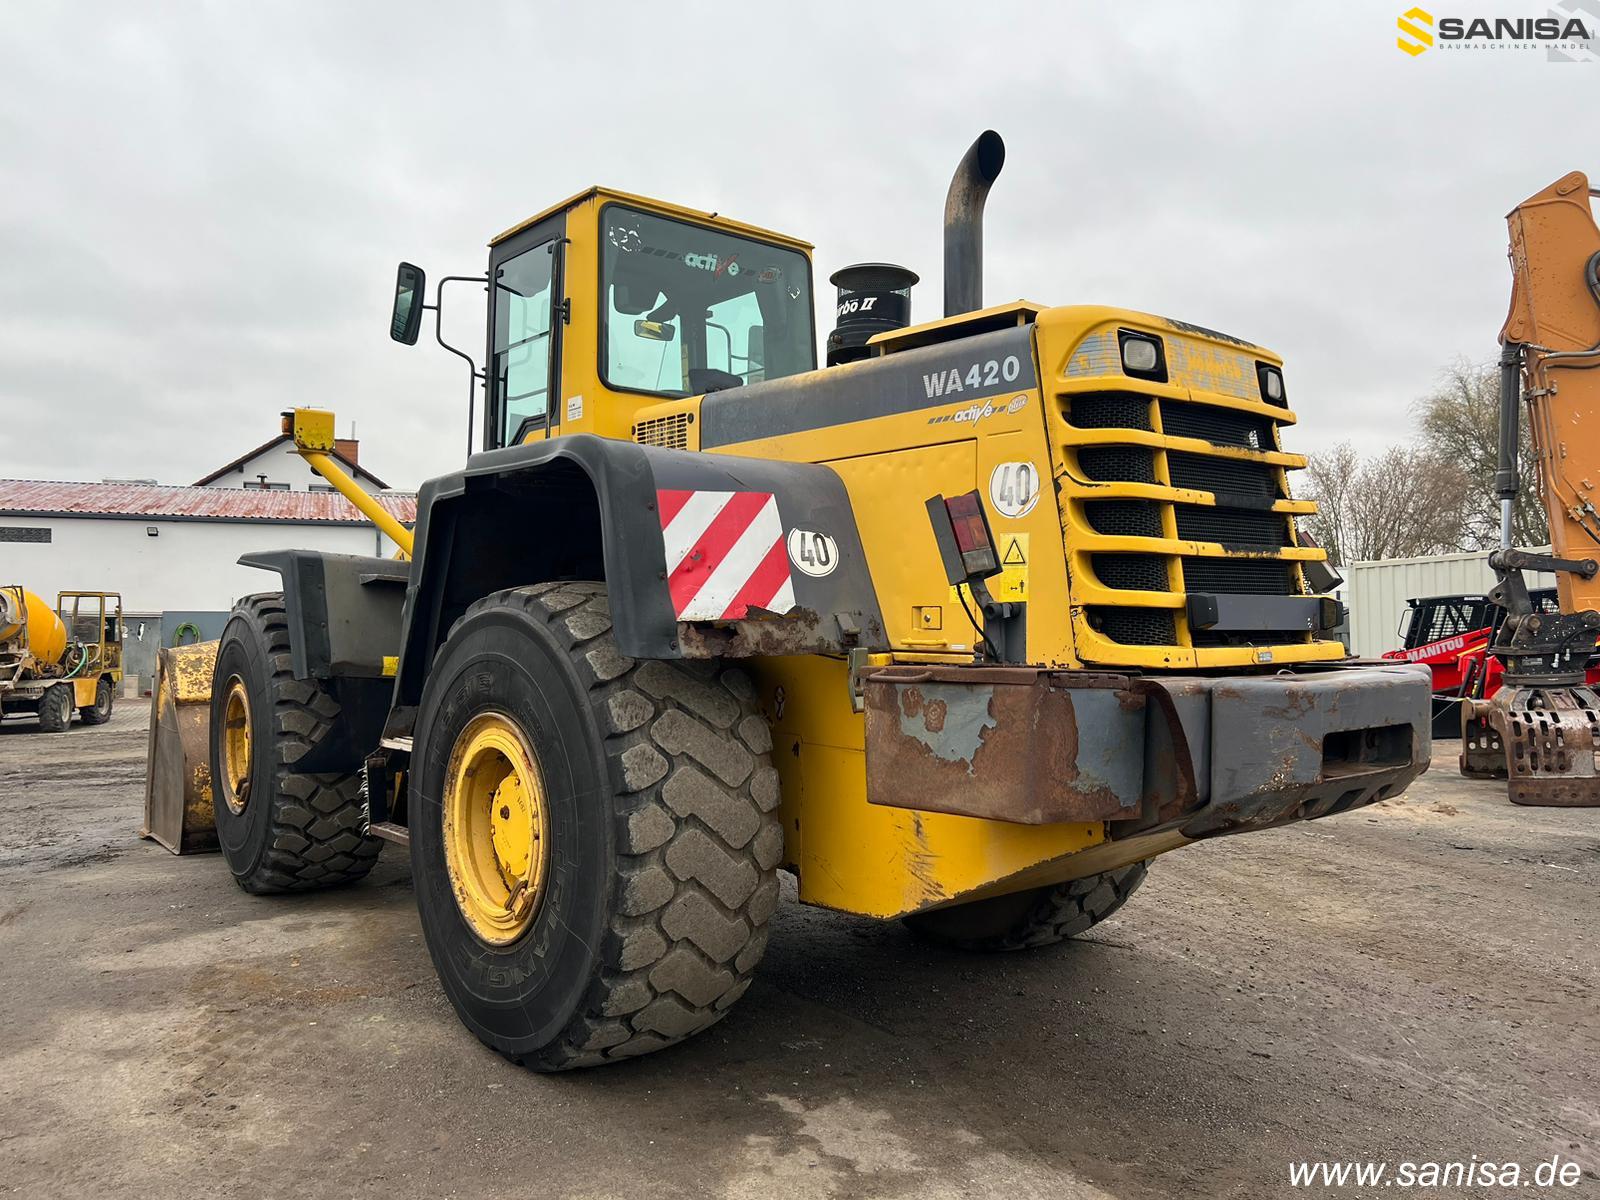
[865,662,1432,840]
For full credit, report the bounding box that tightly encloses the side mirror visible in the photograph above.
[391,261,426,345]
[633,318,676,343]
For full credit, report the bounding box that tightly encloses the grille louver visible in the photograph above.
[632,413,691,449]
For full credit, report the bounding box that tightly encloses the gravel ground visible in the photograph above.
[1,702,1596,1199]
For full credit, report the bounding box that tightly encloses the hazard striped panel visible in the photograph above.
[656,489,795,621]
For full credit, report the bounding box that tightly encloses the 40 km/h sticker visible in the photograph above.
[787,528,839,577]
[989,461,1041,519]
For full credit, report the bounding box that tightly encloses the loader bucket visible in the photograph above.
[141,641,220,853]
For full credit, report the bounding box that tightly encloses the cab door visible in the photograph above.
[484,213,566,449]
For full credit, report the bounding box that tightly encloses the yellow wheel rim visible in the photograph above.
[220,677,252,816]
[442,712,551,945]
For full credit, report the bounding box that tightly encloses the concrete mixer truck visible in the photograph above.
[0,587,123,732]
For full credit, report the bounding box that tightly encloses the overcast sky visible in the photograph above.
[2,2,1596,490]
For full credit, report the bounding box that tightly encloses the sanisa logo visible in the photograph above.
[1397,5,1597,57]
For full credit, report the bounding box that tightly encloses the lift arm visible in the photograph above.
[281,408,415,558]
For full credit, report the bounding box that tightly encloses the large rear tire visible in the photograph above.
[411,583,781,1071]
[210,593,382,893]
[36,684,72,733]
[78,676,114,725]
[904,862,1149,951]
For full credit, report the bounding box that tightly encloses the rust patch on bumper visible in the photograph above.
[864,667,1145,825]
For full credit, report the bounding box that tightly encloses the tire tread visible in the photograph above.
[222,594,381,893]
[908,862,1149,952]
[449,583,778,1070]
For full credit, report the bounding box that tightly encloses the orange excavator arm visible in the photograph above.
[1500,171,1600,613]
[1460,173,1600,805]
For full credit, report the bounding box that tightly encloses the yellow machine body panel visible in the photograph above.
[706,311,1338,913]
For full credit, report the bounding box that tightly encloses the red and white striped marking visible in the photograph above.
[657,489,795,620]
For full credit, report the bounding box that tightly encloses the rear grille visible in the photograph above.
[1174,505,1291,547]
[1077,446,1156,484]
[1067,393,1152,431]
[1168,451,1280,498]
[1057,374,1322,659]
[1181,556,1298,595]
[1091,607,1176,646]
[1085,499,1163,539]
[1159,400,1275,450]
[1092,554,1170,592]
[632,412,691,449]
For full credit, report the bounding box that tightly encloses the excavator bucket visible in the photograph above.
[141,641,220,853]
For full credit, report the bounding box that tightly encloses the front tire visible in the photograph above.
[210,593,382,893]
[905,862,1149,951]
[37,684,72,733]
[79,676,114,725]
[411,583,782,1071]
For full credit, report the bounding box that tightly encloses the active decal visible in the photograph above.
[565,395,583,422]
[989,461,1041,519]
[656,489,795,621]
[926,393,1029,426]
[786,528,839,577]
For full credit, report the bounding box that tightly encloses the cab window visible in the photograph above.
[493,241,555,443]
[601,206,813,397]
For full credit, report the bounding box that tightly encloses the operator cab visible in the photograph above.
[391,188,817,451]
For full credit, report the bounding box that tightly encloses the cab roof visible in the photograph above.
[490,186,814,254]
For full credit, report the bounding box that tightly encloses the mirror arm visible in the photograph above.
[427,275,489,459]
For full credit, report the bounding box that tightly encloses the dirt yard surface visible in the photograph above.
[2,704,1596,1199]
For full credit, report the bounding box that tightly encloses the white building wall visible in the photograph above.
[0,515,398,613]
[200,442,387,492]
[1345,550,1556,658]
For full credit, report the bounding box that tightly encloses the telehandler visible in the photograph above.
[146,131,1432,1069]
[1461,170,1600,805]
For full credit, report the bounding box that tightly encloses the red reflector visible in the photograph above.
[945,492,988,553]
[945,490,999,577]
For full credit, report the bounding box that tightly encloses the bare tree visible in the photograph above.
[1412,358,1547,548]
[1299,442,1476,566]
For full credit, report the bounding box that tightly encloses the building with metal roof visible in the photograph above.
[0,460,415,693]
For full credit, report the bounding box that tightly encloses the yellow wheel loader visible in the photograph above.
[1,587,122,731]
[1460,170,1600,805]
[146,131,1432,1069]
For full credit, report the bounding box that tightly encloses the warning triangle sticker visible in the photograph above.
[1002,537,1026,566]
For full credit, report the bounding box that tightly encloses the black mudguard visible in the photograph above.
[392,434,886,707]
[233,550,408,773]
[237,550,408,680]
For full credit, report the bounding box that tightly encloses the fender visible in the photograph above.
[234,549,406,772]
[393,434,886,707]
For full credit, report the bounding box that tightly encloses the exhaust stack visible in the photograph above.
[943,130,1006,317]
